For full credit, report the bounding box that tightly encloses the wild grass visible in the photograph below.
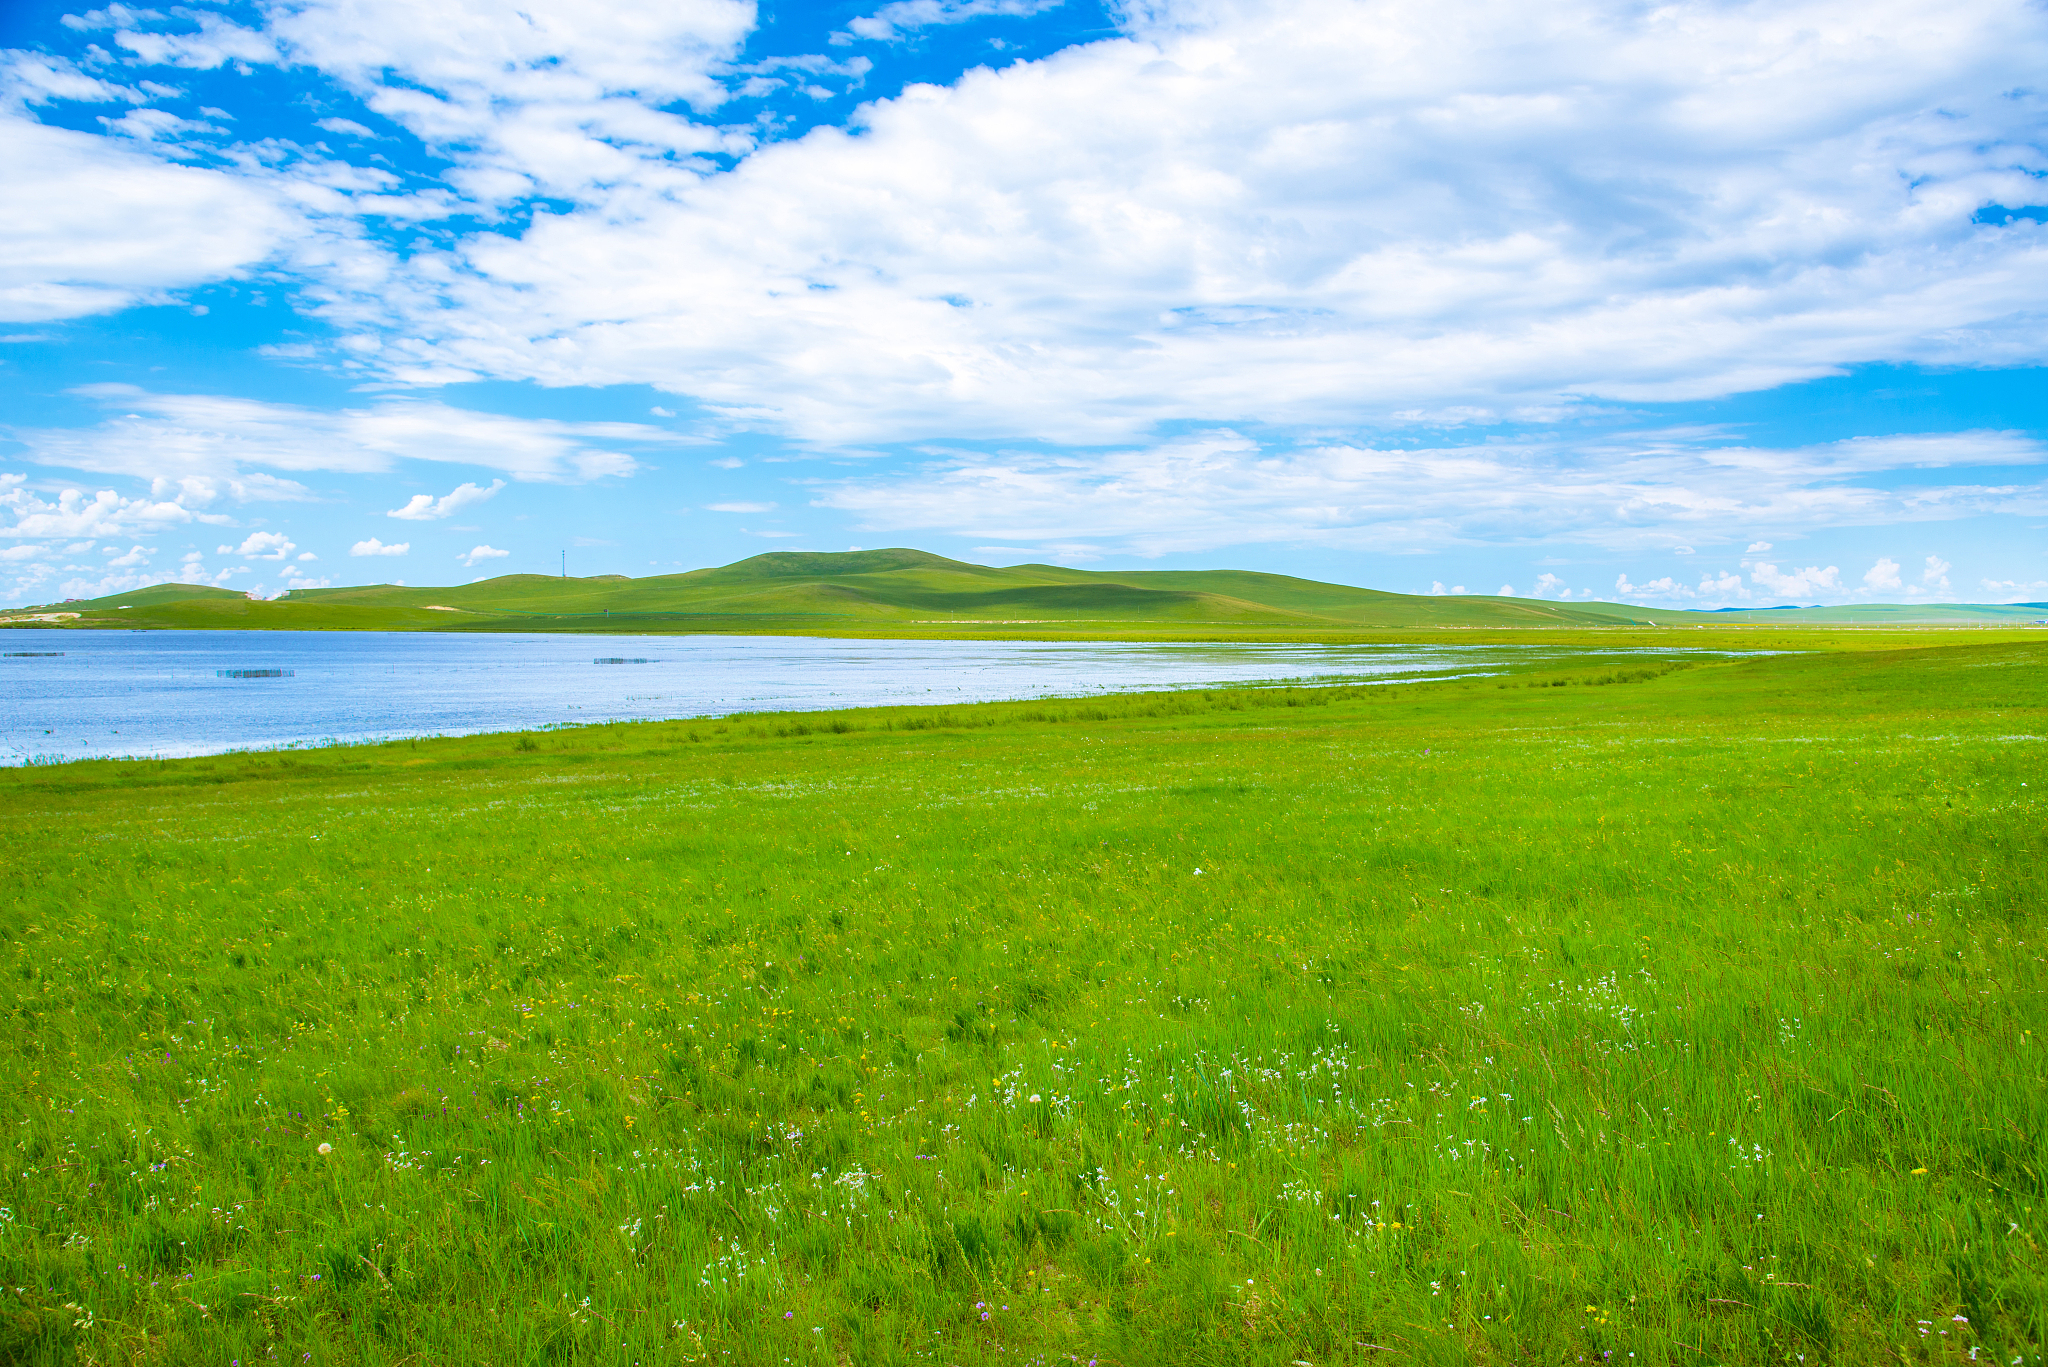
[0,640,2042,1365]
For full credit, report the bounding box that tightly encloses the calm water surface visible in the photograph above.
[3,630,1671,764]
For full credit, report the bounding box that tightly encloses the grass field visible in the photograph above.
[1,640,2043,1365]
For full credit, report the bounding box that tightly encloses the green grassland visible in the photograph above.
[1,638,2043,1364]
[15,549,2048,638]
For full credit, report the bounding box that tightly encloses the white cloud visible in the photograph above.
[87,8,280,68]
[0,53,301,322]
[12,386,672,484]
[1496,583,1514,596]
[1532,572,1565,597]
[9,0,2048,460]
[225,530,296,560]
[314,117,376,137]
[1746,560,1842,599]
[146,472,315,505]
[0,472,235,540]
[350,537,409,556]
[810,427,2048,558]
[185,0,753,209]
[1746,541,1773,553]
[1981,578,2048,597]
[388,478,506,520]
[706,501,777,513]
[1862,556,1903,591]
[460,544,511,566]
[1613,569,1754,603]
[102,543,153,568]
[245,0,2048,444]
[296,550,318,561]
[98,106,227,143]
[5,0,2048,456]
[1697,570,1746,600]
[844,0,1067,43]
[1922,554,1952,589]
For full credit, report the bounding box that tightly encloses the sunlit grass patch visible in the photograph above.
[0,640,2042,1364]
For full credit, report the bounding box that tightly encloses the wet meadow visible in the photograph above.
[1,638,2043,1365]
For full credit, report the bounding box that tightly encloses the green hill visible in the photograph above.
[11,549,2048,634]
[277,549,1638,629]
[80,582,251,610]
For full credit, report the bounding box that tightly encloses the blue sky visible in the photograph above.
[2,0,2045,608]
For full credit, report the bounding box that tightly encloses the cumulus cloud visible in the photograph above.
[1862,556,1903,591]
[1923,554,1952,589]
[1746,560,1842,599]
[388,479,506,520]
[12,386,672,484]
[1612,568,1757,604]
[1697,570,1746,600]
[0,471,234,540]
[69,552,256,603]
[222,530,296,560]
[460,544,511,566]
[350,537,409,556]
[243,0,2048,443]
[0,53,301,322]
[1617,574,1691,599]
[17,0,2048,442]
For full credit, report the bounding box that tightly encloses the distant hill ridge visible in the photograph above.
[19,548,2048,630]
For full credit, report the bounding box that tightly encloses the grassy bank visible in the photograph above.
[1,640,2043,1365]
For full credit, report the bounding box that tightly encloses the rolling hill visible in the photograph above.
[9,548,2047,634]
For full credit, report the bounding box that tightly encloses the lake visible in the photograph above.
[3,630,1694,764]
